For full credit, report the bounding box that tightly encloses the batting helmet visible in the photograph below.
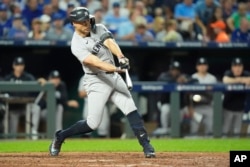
[69,7,90,22]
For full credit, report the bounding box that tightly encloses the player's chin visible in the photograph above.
[83,28,90,33]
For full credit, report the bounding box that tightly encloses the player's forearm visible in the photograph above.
[103,39,124,58]
[223,76,242,84]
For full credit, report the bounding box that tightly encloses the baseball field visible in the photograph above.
[0,138,249,167]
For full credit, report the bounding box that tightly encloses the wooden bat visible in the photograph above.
[125,69,133,90]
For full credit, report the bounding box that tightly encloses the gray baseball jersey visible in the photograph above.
[71,24,137,130]
[71,24,115,74]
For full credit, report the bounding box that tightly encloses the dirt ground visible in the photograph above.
[0,152,228,167]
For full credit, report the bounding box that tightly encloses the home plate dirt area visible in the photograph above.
[0,152,228,167]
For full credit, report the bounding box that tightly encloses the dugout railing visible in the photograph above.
[0,82,56,139]
[124,82,250,138]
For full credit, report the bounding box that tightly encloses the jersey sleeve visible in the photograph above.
[96,24,112,36]
[71,40,92,63]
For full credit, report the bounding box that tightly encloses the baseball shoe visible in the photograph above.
[49,130,64,156]
[143,143,156,158]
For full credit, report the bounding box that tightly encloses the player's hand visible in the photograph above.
[67,100,79,108]
[115,67,126,73]
[37,78,47,85]
[118,57,130,69]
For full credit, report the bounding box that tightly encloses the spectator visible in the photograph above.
[247,0,250,15]
[31,70,78,140]
[39,14,51,33]
[116,10,139,41]
[190,57,217,136]
[207,7,228,41]
[195,0,220,39]
[42,4,53,17]
[195,0,221,26]
[152,7,165,36]
[222,57,250,137]
[93,8,104,24]
[45,13,73,41]
[161,19,183,42]
[155,22,167,41]
[4,57,36,138]
[9,2,22,15]
[50,0,66,18]
[227,2,250,31]
[78,75,110,138]
[231,18,250,42]
[134,16,154,42]
[100,0,109,16]
[210,20,230,42]
[27,18,46,40]
[86,0,102,15]
[7,14,28,40]
[134,1,154,32]
[64,3,75,25]
[0,3,12,38]
[222,0,237,20]
[103,2,128,35]
[22,0,43,28]
[59,0,79,11]
[152,61,194,136]
[63,3,75,33]
[163,5,175,20]
[174,0,196,40]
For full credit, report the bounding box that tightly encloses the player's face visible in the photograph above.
[13,64,25,74]
[73,20,91,35]
[170,69,180,77]
[196,64,208,74]
[231,65,243,77]
[49,78,61,87]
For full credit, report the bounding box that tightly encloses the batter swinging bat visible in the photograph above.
[125,69,133,90]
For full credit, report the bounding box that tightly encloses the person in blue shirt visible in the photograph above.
[116,10,138,41]
[195,0,220,26]
[22,0,43,29]
[0,3,12,38]
[7,14,28,40]
[103,2,128,35]
[231,18,250,42]
[50,0,67,19]
[174,0,196,40]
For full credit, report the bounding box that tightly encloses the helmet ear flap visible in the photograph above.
[90,16,96,33]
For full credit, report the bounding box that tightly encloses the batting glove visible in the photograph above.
[118,57,130,69]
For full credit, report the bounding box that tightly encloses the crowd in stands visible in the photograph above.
[0,0,250,42]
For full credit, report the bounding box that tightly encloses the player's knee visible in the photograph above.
[86,118,101,130]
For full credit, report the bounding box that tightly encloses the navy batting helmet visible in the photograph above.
[69,7,90,22]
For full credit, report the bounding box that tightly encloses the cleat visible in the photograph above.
[143,144,156,158]
[49,130,64,156]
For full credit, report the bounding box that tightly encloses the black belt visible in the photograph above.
[86,72,114,75]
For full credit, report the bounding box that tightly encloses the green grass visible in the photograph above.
[0,138,249,153]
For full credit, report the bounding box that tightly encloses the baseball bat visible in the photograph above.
[125,69,133,90]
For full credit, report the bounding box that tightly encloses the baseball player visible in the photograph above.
[190,57,217,136]
[31,70,78,140]
[49,7,155,158]
[4,57,36,138]
[222,58,250,137]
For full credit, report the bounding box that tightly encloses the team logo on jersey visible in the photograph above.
[92,41,102,55]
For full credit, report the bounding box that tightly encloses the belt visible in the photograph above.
[86,72,114,75]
